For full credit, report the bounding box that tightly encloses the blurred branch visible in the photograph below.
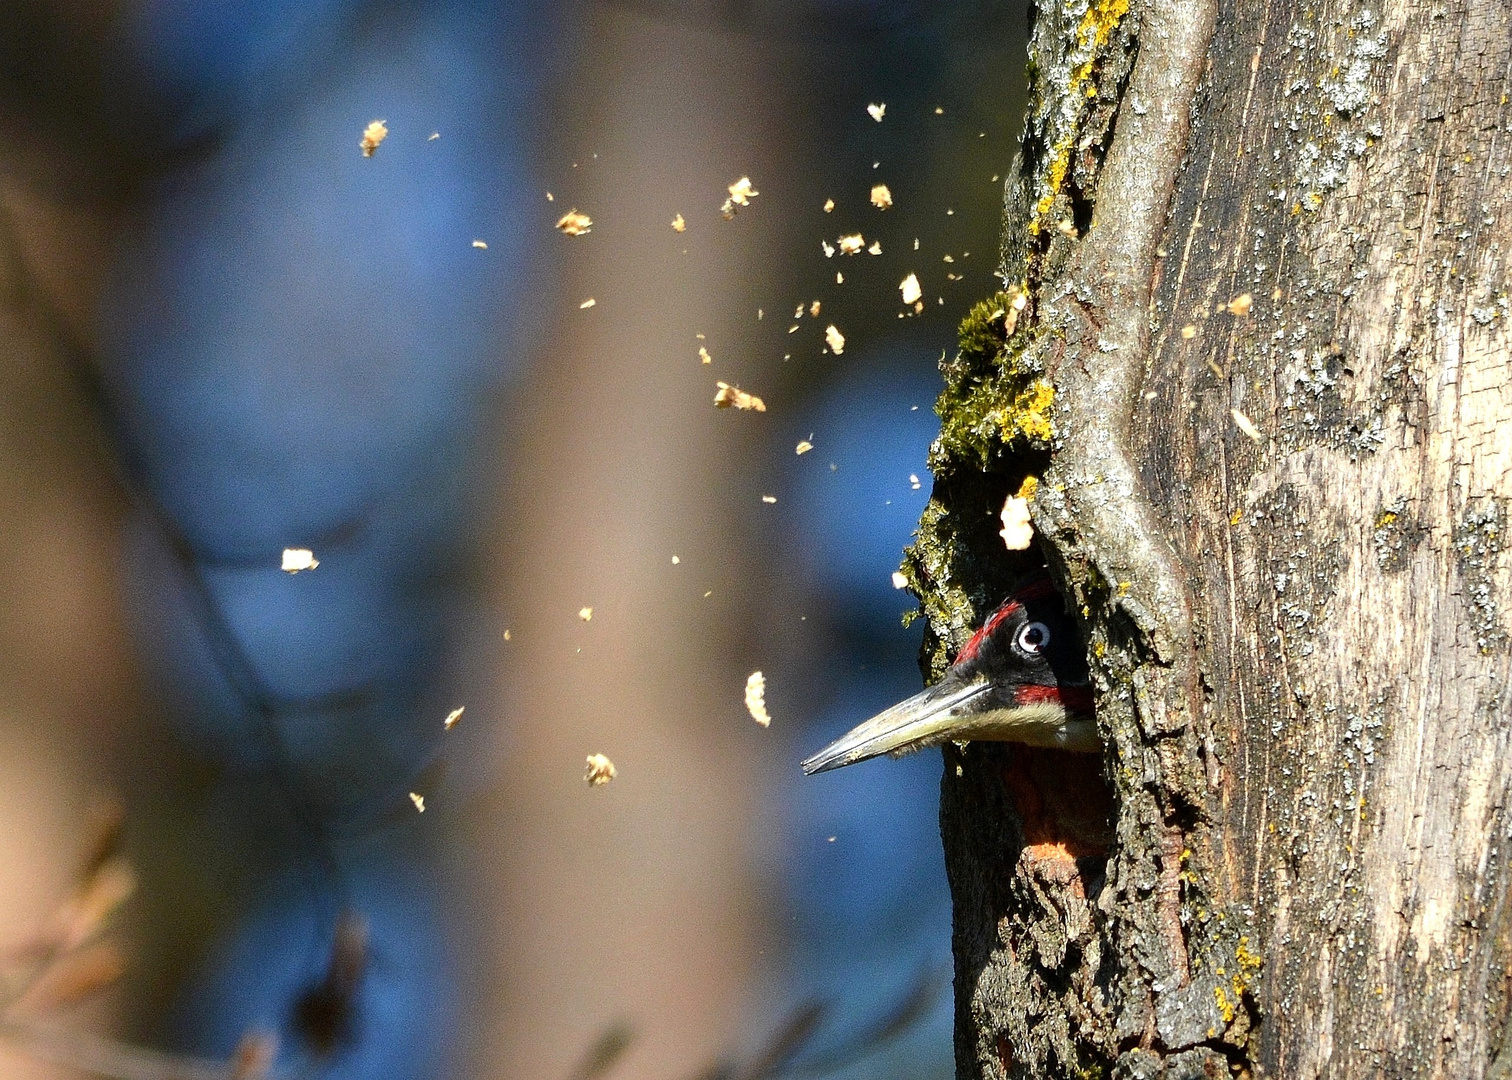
[0,1021,261,1080]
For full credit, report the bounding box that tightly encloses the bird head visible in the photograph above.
[800,574,1097,775]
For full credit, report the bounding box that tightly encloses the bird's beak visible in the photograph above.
[801,675,991,775]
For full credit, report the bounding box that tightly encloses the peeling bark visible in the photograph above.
[910,0,1512,1073]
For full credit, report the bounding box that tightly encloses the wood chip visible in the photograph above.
[699,346,712,364]
[745,671,771,727]
[281,548,318,573]
[585,753,617,786]
[359,120,388,157]
[795,440,814,455]
[579,606,594,621]
[721,176,759,219]
[556,210,592,236]
[671,213,686,232]
[900,273,922,305]
[837,233,865,255]
[824,325,845,354]
[714,382,766,411]
[823,198,835,213]
[409,792,425,813]
[1226,292,1254,316]
[891,571,908,589]
[999,495,1034,550]
[1231,409,1264,441]
[580,298,596,308]
[867,103,886,122]
[472,240,488,249]
[1181,324,1197,338]
[444,707,465,730]
[870,184,893,209]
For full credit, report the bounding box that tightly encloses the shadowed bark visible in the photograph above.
[906,0,1512,1073]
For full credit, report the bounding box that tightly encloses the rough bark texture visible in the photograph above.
[905,0,1512,1072]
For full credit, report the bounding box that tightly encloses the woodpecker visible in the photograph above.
[801,574,1097,774]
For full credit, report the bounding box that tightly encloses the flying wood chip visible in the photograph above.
[671,213,686,232]
[444,707,465,730]
[867,103,886,122]
[556,210,592,236]
[714,382,766,411]
[999,495,1034,550]
[900,273,922,305]
[585,753,617,786]
[721,176,759,219]
[281,548,318,573]
[745,671,771,727]
[359,120,388,157]
[870,184,893,209]
[1231,409,1264,441]
[1226,292,1254,316]
[837,234,865,255]
[824,325,845,354]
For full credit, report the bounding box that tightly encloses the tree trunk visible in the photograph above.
[905,0,1512,1073]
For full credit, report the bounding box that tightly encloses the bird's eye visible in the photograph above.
[1015,621,1051,654]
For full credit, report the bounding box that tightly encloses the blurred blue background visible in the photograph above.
[0,3,1026,1078]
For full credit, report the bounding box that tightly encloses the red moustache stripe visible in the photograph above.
[1014,684,1095,712]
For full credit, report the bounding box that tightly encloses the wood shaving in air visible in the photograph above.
[721,176,759,219]
[999,495,1034,551]
[671,213,686,232]
[1226,293,1254,316]
[585,753,616,786]
[556,210,592,236]
[444,707,465,730]
[824,325,845,354]
[870,184,893,209]
[900,273,922,305]
[281,548,318,573]
[714,382,766,411]
[867,103,886,122]
[579,606,594,621]
[837,234,865,255]
[360,120,388,156]
[409,793,425,813]
[1231,409,1264,441]
[744,671,771,727]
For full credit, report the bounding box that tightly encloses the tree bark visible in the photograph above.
[906,0,1512,1073]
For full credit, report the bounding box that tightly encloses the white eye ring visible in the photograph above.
[1015,621,1051,654]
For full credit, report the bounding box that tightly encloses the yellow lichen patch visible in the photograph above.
[1026,0,1129,239]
